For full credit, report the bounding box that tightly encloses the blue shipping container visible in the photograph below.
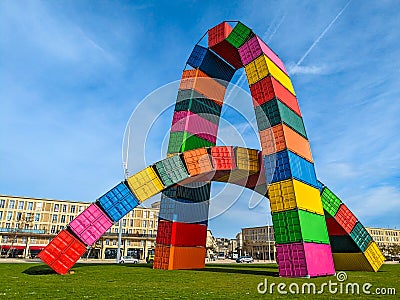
[263,150,318,187]
[97,182,139,222]
[159,196,209,225]
[316,180,324,193]
[186,45,236,85]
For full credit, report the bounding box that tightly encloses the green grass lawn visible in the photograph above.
[0,262,398,299]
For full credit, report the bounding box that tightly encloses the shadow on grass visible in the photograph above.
[23,265,56,275]
[193,264,279,277]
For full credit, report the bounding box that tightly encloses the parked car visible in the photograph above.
[119,256,139,264]
[236,256,254,263]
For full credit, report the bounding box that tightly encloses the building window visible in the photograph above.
[1,236,8,243]
[60,215,66,223]
[17,201,24,210]
[16,212,22,221]
[33,224,38,231]
[122,219,126,227]
[62,205,67,213]
[112,240,117,246]
[34,213,40,222]
[31,238,36,244]
[0,211,2,219]
[0,199,5,208]
[149,221,153,228]
[26,213,31,222]
[130,220,134,227]
[52,214,58,223]
[21,236,27,243]
[60,226,64,230]
[78,206,83,213]
[143,211,148,218]
[114,228,118,233]
[70,205,76,213]
[105,239,110,245]
[6,212,13,221]
[142,230,146,235]
[8,200,15,209]
[24,224,29,230]
[149,230,152,236]
[150,211,154,218]
[5,223,11,229]
[36,202,42,211]
[127,240,131,246]
[122,229,126,233]
[142,221,146,228]
[128,229,132,234]
[54,204,59,212]
[69,216,74,222]
[27,202,33,210]
[51,225,56,234]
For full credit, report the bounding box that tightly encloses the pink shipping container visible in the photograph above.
[69,203,113,246]
[238,36,288,74]
[276,242,335,277]
[171,111,218,143]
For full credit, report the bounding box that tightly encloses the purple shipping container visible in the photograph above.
[171,111,218,143]
[69,203,113,246]
[238,36,288,75]
[276,242,335,277]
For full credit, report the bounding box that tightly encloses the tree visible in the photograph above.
[6,213,33,258]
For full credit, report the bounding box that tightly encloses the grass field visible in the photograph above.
[0,262,398,299]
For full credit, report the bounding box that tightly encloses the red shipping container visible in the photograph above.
[210,146,236,170]
[156,220,173,245]
[37,229,86,274]
[326,217,348,236]
[208,22,243,69]
[334,204,358,234]
[171,222,207,247]
[250,76,301,116]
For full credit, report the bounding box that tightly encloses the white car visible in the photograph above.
[119,256,139,264]
[236,256,254,263]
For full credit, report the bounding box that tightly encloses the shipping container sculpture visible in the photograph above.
[38,21,384,277]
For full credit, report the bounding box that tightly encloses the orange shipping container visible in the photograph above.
[259,124,313,162]
[180,69,226,106]
[182,148,213,177]
[169,246,206,270]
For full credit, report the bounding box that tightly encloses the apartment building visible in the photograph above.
[366,226,400,257]
[241,225,275,260]
[0,195,159,260]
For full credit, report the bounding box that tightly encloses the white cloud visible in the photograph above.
[287,64,328,75]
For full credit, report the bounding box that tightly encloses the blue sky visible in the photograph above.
[1,0,399,238]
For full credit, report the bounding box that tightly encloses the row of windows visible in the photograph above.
[104,239,153,247]
[0,199,38,211]
[0,211,41,222]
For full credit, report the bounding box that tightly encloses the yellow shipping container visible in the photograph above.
[332,253,374,272]
[127,166,164,202]
[267,179,324,215]
[364,241,385,272]
[252,55,296,96]
[214,169,253,183]
[235,147,260,173]
[244,60,259,85]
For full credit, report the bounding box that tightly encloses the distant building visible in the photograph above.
[0,195,159,260]
[236,232,243,256]
[206,229,217,259]
[241,225,275,260]
[215,237,230,258]
[366,226,400,257]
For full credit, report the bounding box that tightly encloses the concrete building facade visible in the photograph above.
[241,225,275,260]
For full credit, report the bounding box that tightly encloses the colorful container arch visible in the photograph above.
[38,21,385,277]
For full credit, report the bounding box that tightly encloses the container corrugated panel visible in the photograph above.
[170,222,207,247]
[126,167,164,202]
[180,69,226,105]
[37,230,86,274]
[325,217,348,236]
[364,241,385,272]
[167,131,214,154]
[186,45,236,84]
[235,147,260,173]
[162,182,211,202]
[303,242,335,277]
[334,204,357,234]
[272,209,329,244]
[250,76,301,116]
[255,98,307,138]
[239,35,288,74]
[214,169,256,183]
[350,222,372,252]
[153,244,171,270]
[226,22,253,49]
[320,187,342,217]
[208,22,243,69]
[175,96,222,124]
[97,182,140,222]
[263,150,318,188]
[68,203,113,246]
[210,146,236,170]
[182,148,214,176]
[153,155,189,187]
[252,55,295,95]
[332,253,374,271]
[156,220,173,246]
[276,243,308,277]
[169,246,206,270]
[329,235,361,253]
[267,179,324,215]
[176,89,205,102]
[232,170,266,189]
[159,196,209,224]
[259,124,312,162]
[171,111,218,143]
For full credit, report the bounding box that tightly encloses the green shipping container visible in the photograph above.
[255,98,307,138]
[272,209,330,244]
[321,187,342,217]
[153,155,189,187]
[226,22,252,49]
[167,131,214,154]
